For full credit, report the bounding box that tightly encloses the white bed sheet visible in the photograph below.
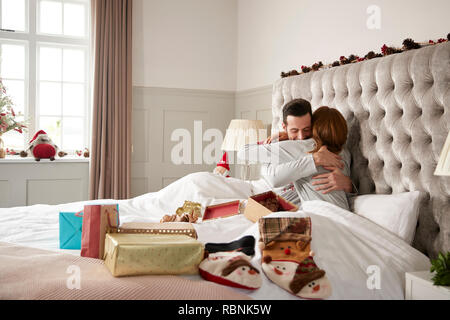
[0,172,430,300]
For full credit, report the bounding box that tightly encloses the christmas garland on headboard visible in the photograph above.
[280,33,450,78]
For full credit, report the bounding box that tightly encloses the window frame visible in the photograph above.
[0,0,91,153]
[0,0,30,33]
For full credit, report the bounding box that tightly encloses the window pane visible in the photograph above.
[39,0,62,35]
[39,47,62,81]
[62,117,83,150]
[63,83,84,116]
[64,2,85,37]
[63,48,84,82]
[1,79,25,115]
[40,116,62,147]
[0,43,25,79]
[2,127,25,150]
[1,0,26,32]
[39,81,61,115]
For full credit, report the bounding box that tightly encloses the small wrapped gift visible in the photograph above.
[59,211,83,250]
[80,204,119,259]
[103,233,204,277]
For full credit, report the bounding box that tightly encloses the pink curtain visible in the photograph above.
[89,0,132,200]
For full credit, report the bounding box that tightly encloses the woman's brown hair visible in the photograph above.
[310,106,348,154]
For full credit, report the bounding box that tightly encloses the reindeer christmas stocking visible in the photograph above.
[258,217,332,299]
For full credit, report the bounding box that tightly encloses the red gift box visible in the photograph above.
[203,200,241,221]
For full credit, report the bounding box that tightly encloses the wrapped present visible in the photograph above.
[80,204,119,259]
[59,211,83,250]
[103,233,204,277]
[113,222,198,239]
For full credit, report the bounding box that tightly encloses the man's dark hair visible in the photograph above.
[282,99,313,124]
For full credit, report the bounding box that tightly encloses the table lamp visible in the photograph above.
[221,119,267,180]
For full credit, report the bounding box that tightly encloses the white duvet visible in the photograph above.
[0,172,430,300]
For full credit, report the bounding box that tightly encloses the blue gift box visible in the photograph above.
[59,211,83,250]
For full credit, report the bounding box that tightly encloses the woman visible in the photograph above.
[238,106,350,210]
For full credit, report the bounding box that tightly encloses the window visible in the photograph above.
[0,0,90,153]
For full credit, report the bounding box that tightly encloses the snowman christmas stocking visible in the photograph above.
[199,236,262,290]
[258,217,332,299]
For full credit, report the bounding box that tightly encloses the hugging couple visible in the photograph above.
[236,98,355,210]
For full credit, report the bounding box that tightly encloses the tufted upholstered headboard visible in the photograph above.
[271,42,450,258]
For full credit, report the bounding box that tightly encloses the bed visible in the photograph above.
[1,42,449,300]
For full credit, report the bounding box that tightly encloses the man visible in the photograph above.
[264,98,353,194]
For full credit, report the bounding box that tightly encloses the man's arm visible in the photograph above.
[311,167,353,194]
[311,149,355,194]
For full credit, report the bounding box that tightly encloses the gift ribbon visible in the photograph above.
[75,210,83,217]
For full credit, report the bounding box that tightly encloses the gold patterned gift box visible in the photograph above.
[103,233,204,277]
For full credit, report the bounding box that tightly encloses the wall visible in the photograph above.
[131,0,450,196]
[131,0,238,196]
[131,86,235,195]
[236,0,450,91]
[133,0,237,91]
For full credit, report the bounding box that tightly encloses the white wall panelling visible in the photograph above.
[131,86,235,196]
[0,159,89,208]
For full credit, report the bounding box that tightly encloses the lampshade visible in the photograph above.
[434,132,450,176]
[221,119,267,151]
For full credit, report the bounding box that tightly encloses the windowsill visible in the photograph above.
[0,156,90,163]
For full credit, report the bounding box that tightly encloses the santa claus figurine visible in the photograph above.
[213,152,231,177]
[21,130,59,161]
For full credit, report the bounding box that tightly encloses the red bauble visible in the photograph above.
[32,143,56,159]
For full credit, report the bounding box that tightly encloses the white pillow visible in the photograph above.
[349,191,425,245]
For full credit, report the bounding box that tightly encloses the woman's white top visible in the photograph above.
[237,139,351,210]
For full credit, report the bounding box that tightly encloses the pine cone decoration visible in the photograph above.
[339,56,350,65]
[365,51,376,59]
[311,61,323,71]
[402,38,421,50]
[348,54,358,62]
[301,66,311,73]
[331,61,340,67]
[381,44,402,55]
